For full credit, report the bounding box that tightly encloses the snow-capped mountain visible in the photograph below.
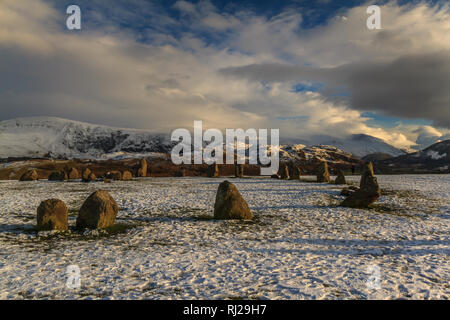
[0,117,172,159]
[375,140,450,173]
[0,117,405,160]
[308,134,406,158]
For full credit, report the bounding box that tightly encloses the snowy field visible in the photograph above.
[0,175,449,300]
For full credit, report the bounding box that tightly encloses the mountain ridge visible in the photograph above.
[0,116,405,160]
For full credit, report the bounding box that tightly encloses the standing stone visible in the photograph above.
[82,168,92,182]
[207,163,219,177]
[317,161,331,183]
[122,171,133,181]
[175,166,186,177]
[341,162,381,208]
[360,162,375,188]
[19,169,38,181]
[335,170,346,185]
[288,163,301,180]
[87,172,97,182]
[37,199,68,231]
[67,167,79,180]
[213,180,253,220]
[235,164,244,178]
[138,159,147,177]
[279,164,290,180]
[76,190,118,229]
[48,171,67,181]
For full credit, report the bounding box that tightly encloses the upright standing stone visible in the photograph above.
[279,163,290,180]
[76,190,118,229]
[37,199,69,231]
[335,169,346,184]
[138,159,147,177]
[235,164,244,178]
[67,167,79,180]
[317,161,331,183]
[341,162,381,208]
[214,180,253,220]
[207,163,219,177]
[288,163,301,180]
[82,168,92,182]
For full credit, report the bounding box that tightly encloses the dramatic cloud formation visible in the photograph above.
[0,0,449,150]
[221,51,450,128]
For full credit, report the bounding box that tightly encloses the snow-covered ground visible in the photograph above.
[0,175,448,300]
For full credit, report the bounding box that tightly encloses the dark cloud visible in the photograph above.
[220,51,450,128]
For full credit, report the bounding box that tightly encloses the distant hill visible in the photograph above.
[0,117,405,162]
[0,117,172,159]
[362,152,394,162]
[374,140,450,173]
[308,134,406,158]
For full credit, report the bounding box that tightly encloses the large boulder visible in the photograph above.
[48,171,67,181]
[207,163,219,177]
[76,190,118,229]
[137,159,147,177]
[341,162,381,208]
[122,171,133,181]
[214,180,253,220]
[235,164,244,178]
[335,170,346,185]
[37,199,69,231]
[19,169,38,181]
[316,161,331,183]
[67,167,79,180]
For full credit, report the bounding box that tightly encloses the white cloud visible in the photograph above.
[0,0,448,150]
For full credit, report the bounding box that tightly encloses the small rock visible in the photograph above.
[37,199,69,231]
[214,180,253,220]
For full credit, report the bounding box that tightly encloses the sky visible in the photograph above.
[0,0,449,150]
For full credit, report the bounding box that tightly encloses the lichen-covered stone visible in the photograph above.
[214,181,253,220]
[76,190,118,229]
[37,199,68,231]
